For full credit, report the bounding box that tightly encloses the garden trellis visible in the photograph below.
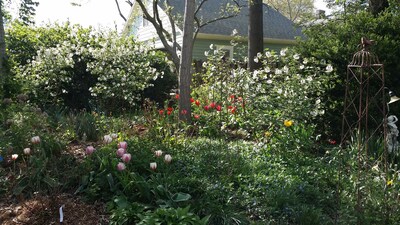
[340,37,389,224]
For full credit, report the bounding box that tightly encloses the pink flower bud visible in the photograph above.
[117,162,126,171]
[164,154,172,164]
[154,150,163,157]
[121,153,131,163]
[103,135,112,144]
[116,148,126,157]
[85,146,95,155]
[31,136,40,144]
[23,148,31,155]
[150,162,157,171]
[11,154,18,160]
[118,141,128,149]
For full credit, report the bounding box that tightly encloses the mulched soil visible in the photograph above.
[0,142,110,225]
[0,193,108,225]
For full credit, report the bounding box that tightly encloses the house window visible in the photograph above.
[216,45,234,59]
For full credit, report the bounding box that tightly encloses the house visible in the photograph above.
[122,0,303,60]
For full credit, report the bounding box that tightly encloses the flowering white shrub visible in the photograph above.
[193,47,337,134]
[20,24,166,109]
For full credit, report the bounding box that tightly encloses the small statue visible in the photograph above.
[387,115,399,153]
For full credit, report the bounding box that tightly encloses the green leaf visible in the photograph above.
[171,192,191,202]
[114,195,129,209]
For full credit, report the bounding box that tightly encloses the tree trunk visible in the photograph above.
[0,0,7,97]
[248,0,263,71]
[178,0,195,123]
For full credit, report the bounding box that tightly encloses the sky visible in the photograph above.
[12,0,331,31]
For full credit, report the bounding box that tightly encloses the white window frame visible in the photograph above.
[216,45,234,59]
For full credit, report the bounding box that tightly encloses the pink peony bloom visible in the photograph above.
[11,154,18,160]
[150,162,157,171]
[154,150,163,157]
[118,141,128,150]
[103,135,112,144]
[164,154,172,164]
[117,162,126,171]
[121,153,132,163]
[85,146,96,155]
[23,148,31,155]
[110,133,118,139]
[116,148,126,157]
[31,136,41,144]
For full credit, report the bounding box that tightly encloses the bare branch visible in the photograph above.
[135,0,179,68]
[195,0,208,16]
[114,0,127,21]
[125,0,133,7]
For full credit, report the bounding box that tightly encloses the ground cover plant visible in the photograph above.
[1,6,400,224]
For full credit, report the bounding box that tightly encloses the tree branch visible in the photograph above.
[114,0,127,21]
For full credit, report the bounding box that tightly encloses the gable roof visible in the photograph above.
[158,0,303,40]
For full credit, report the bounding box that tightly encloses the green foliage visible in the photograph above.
[137,206,210,225]
[295,1,400,136]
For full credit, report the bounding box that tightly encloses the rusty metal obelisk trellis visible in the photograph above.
[340,38,387,224]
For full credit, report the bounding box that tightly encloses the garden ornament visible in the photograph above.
[386,115,399,153]
[388,90,400,104]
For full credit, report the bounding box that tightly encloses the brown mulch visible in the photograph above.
[0,142,111,225]
[0,193,108,225]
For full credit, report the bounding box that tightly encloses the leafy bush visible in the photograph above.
[17,24,171,111]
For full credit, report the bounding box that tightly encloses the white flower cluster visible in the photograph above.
[195,47,336,127]
[20,25,167,106]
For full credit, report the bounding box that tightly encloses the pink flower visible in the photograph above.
[110,133,118,139]
[164,154,172,164]
[23,148,31,155]
[117,148,126,157]
[103,135,112,144]
[194,114,200,120]
[155,150,163,157]
[11,154,18,160]
[117,162,126,171]
[85,146,95,155]
[31,136,40,144]
[122,153,132,163]
[118,141,128,149]
[150,162,157,171]
[216,105,222,111]
[210,102,216,108]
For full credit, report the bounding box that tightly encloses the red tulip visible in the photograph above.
[195,100,200,106]
[190,98,195,103]
[216,105,222,111]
